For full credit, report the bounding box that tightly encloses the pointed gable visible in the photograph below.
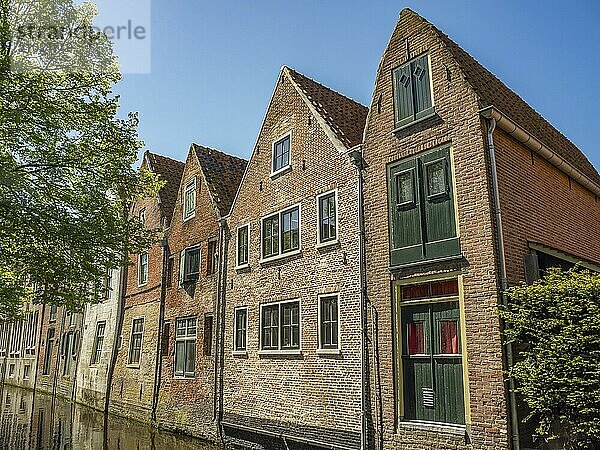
[399,9,600,187]
[144,151,185,226]
[284,67,368,148]
[192,144,248,217]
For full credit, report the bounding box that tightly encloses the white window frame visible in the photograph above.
[233,306,248,355]
[179,244,201,286]
[317,293,341,354]
[127,317,144,367]
[174,316,197,379]
[139,207,146,226]
[259,203,302,263]
[235,223,250,269]
[138,252,148,287]
[270,132,292,177]
[316,189,339,247]
[182,177,197,221]
[91,320,106,365]
[258,300,302,355]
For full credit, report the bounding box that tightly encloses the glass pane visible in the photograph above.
[175,341,185,375]
[185,340,196,375]
[396,170,414,205]
[427,160,446,196]
[402,283,430,300]
[439,320,459,354]
[431,279,459,297]
[407,322,425,355]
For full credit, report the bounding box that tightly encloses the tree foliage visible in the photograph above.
[0,0,160,319]
[501,268,600,449]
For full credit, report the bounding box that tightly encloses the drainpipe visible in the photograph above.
[486,117,520,450]
[32,303,45,394]
[151,235,169,426]
[349,145,369,450]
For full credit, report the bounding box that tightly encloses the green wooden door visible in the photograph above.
[401,301,465,424]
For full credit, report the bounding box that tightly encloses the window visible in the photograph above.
[203,315,213,356]
[43,329,55,375]
[69,311,77,327]
[207,239,218,276]
[261,206,300,260]
[179,245,200,284]
[91,321,106,365]
[62,332,74,375]
[393,53,433,128]
[236,224,249,267]
[8,364,14,378]
[23,365,30,380]
[128,318,144,365]
[260,301,300,352]
[387,146,459,266]
[234,307,247,352]
[174,317,196,378]
[138,252,148,285]
[166,256,174,288]
[183,177,196,220]
[398,279,464,425]
[139,208,146,226]
[272,134,291,174]
[49,305,57,322]
[319,295,339,350]
[105,269,114,300]
[317,191,337,244]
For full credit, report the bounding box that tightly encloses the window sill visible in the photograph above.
[259,248,302,264]
[396,420,467,437]
[137,282,148,288]
[173,375,195,380]
[316,348,341,356]
[235,263,250,271]
[126,364,140,369]
[389,254,464,271]
[258,349,302,356]
[182,213,196,223]
[232,350,247,356]
[315,239,339,250]
[391,110,437,134]
[270,165,292,179]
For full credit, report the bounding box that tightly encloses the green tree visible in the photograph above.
[501,268,600,449]
[0,0,160,319]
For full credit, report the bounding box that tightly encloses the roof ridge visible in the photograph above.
[191,142,247,163]
[283,66,368,110]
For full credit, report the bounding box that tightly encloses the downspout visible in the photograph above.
[151,235,169,426]
[32,303,45,394]
[486,117,520,450]
[349,145,369,450]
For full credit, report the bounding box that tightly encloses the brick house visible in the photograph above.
[109,151,184,423]
[220,66,368,449]
[155,144,246,439]
[361,8,600,450]
[75,267,122,411]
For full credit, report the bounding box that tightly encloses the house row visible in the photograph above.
[1,9,600,450]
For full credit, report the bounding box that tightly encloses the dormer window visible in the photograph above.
[183,177,196,221]
[393,53,434,129]
[272,134,291,175]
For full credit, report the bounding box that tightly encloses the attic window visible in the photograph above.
[183,177,196,221]
[272,134,291,175]
[393,53,434,129]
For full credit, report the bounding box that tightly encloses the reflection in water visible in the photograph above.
[0,385,222,450]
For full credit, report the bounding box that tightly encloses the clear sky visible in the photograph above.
[113,0,600,170]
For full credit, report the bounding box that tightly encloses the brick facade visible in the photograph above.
[221,66,367,449]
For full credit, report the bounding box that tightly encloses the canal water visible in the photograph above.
[0,384,223,449]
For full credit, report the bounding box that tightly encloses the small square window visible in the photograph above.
[179,246,200,284]
[407,322,425,355]
[395,170,415,208]
[272,135,291,173]
[439,320,459,354]
[426,159,448,199]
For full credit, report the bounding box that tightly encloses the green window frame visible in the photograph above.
[179,245,200,284]
[387,146,460,266]
[174,317,196,378]
[318,191,337,244]
[393,53,434,128]
[261,205,300,259]
[237,224,249,266]
[234,307,248,352]
[90,321,106,365]
[319,295,339,350]
[128,318,144,365]
[272,134,291,173]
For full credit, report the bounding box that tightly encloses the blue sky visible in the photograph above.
[113,1,600,169]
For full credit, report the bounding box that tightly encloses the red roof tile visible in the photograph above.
[145,152,185,226]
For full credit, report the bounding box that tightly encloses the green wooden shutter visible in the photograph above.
[411,54,434,120]
[393,64,414,128]
[420,147,460,259]
[432,302,465,425]
[388,158,423,266]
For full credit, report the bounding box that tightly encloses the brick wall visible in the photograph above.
[222,69,363,449]
[362,10,508,449]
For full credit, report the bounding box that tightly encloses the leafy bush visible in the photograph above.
[501,268,600,449]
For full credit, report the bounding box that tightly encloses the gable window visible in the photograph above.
[260,300,300,352]
[272,134,291,174]
[398,278,464,425]
[139,208,146,227]
[234,307,248,352]
[393,53,434,129]
[236,224,250,267]
[261,205,300,260]
[387,146,459,266]
[207,239,218,276]
[317,191,338,244]
[179,245,200,284]
[138,252,148,286]
[174,317,196,378]
[318,295,339,350]
[91,321,106,365]
[128,318,144,365]
[183,177,196,220]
